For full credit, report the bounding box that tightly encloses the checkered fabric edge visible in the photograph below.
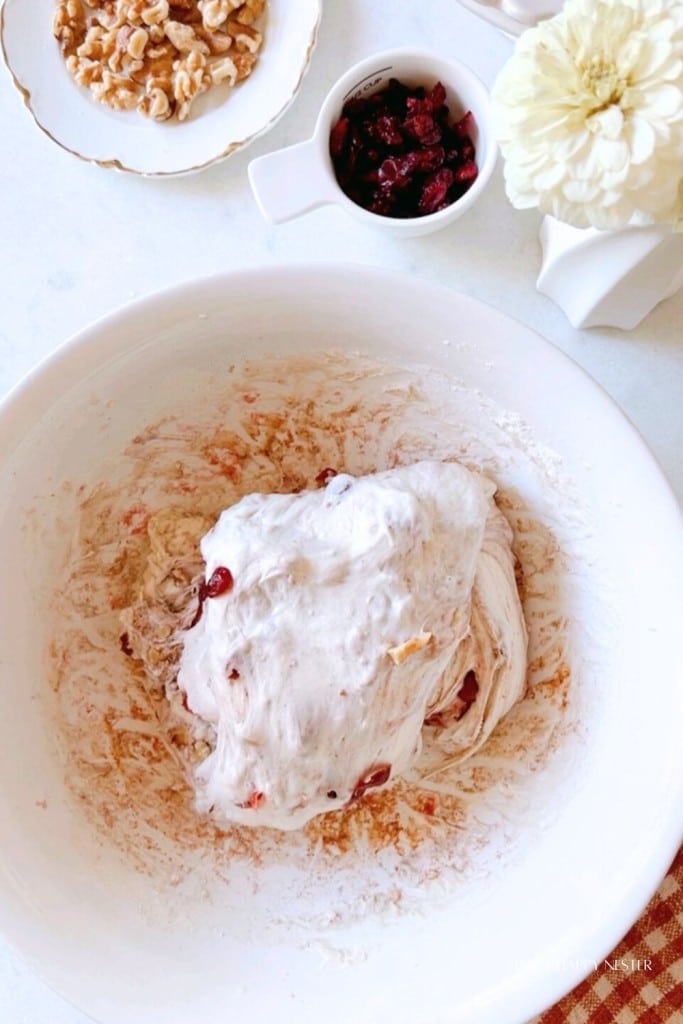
[533,845,683,1024]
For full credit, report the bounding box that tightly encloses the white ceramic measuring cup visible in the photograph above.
[248,49,497,238]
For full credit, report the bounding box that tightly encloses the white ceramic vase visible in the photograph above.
[536,215,683,330]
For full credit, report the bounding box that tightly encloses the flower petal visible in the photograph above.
[490,0,683,229]
[628,116,657,163]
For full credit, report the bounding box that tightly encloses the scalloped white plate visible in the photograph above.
[0,0,321,175]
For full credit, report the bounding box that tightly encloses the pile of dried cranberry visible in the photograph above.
[329,78,478,219]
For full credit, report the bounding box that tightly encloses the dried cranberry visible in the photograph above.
[430,81,447,108]
[406,95,432,118]
[351,763,391,802]
[457,669,479,706]
[360,168,381,186]
[403,114,442,146]
[410,145,445,173]
[189,565,234,627]
[329,78,477,220]
[204,566,234,598]
[316,466,338,487]
[378,157,406,186]
[424,670,479,727]
[228,667,240,680]
[342,96,366,119]
[418,168,455,214]
[453,160,478,187]
[368,194,395,216]
[384,77,411,110]
[454,111,475,137]
[236,790,265,809]
[119,632,133,657]
[329,116,350,159]
[461,139,476,162]
[368,114,403,147]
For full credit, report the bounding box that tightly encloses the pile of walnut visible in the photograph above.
[53,0,265,121]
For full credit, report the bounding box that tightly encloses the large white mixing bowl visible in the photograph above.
[0,265,681,1024]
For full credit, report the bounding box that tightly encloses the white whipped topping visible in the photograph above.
[178,461,527,830]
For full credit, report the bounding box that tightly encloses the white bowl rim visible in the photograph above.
[0,263,682,1024]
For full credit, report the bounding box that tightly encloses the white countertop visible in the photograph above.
[1,1,681,1020]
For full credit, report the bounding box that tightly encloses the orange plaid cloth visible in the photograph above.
[534,846,683,1023]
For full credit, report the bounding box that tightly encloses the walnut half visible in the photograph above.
[54,0,265,121]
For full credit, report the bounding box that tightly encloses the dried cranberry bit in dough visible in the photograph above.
[425,669,480,727]
[457,669,479,707]
[204,566,234,598]
[350,763,392,802]
[421,795,437,816]
[315,467,338,487]
[228,667,240,680]
[119,632,133,657]
[188,565,233,629]
[236,790,266,810]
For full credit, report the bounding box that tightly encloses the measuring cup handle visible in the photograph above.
[248,139,337,225]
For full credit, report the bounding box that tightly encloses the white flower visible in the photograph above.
[491,0,683,230]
